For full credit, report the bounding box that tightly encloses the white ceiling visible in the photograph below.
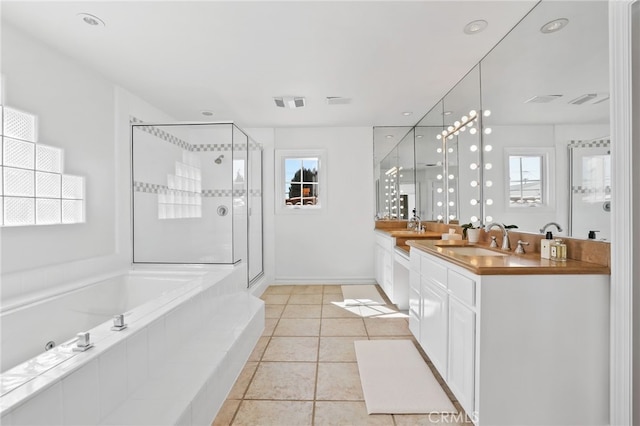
[1,1,538,129]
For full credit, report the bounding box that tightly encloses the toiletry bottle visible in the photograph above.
[550,238,567,262]
[540,231,553,259]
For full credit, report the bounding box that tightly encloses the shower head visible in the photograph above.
[214,155,224,164]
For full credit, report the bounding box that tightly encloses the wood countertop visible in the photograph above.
[407,239,611,276]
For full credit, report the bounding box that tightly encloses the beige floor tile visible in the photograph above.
[292,285,325,294]
[321,304,363,318]
[323,293,345,305]
[261,294,290,305]
[282,304,322,319]
[265,304,285,319]
[262,318,278,336]
[262,337,319,362]
[323,285,344,294]
[247,336,270,362]
[321,318,367,336]
[227,362,258,400]
[244,362,317,400]
[364,317,411,336]
[314,401,393,426]
[274,318,321,336]
[232,400,313,426]
[263,285,295,295]
[211,399,241,426]
[288,294,324,304]
[316,362,364,401]
[358,304,404,318]
[319,336,368,362]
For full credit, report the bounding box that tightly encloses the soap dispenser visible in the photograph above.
[540,231,553,259]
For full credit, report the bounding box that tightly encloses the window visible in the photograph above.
[504,148,554,209]
[275,149,326,213]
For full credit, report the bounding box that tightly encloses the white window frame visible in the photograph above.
[275,149,326,214]
[503,147,555,211]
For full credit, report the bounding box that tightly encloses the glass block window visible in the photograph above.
[1,104,86,226]
[158,153,202,220]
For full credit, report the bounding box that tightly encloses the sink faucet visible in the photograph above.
[485,222,511,251]
[539,222,563,234]
[408,209,423,232]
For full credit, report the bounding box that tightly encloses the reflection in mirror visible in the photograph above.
[440,65,482,225]
[480,1,609,238]
[373,127,412,218]
[415,101,444,221]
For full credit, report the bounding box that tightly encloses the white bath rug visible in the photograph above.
[341,285,386,306]
[354,339,458,414]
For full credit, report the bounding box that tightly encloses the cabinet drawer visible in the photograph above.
[448,269,475,306]
[421,256,447,288]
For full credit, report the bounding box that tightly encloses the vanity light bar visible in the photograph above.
[439,110,479,140]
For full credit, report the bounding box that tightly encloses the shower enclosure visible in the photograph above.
[131,121,263,284]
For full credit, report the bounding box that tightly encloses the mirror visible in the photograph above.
[481,1,609,239]
[374,127,413,218]
[415,100,444,221]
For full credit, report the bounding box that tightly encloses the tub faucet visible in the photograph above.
[485,222,511,251]
[539,222,563,234]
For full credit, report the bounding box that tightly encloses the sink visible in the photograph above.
[445,247,509,257]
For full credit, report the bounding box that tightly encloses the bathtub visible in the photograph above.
[1,271,200,374]
[0,265,264,425]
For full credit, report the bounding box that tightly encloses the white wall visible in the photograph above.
[632,2,640,424]
[270,127,375,284]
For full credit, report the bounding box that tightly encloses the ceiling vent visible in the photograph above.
[274,97,306,108]
[326,97,351,105]
[524,95,563,104]
[569,93,598,105]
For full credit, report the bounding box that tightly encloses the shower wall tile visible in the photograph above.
[61,360,99,426]
[11,382,62,425]
[98,341,127,419]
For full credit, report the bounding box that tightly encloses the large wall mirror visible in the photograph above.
[373,1,609,240]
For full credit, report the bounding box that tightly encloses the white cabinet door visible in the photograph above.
[420,278,448,376]
[448,297,475,414]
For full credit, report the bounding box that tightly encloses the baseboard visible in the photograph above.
[271,277,377,285]
[248,275,269,297]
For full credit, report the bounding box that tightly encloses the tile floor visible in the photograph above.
[212,285,471,426]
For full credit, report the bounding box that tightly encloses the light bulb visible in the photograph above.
[436,161,442,166]
[485,163,493,170]
[449,188,455,193]
[486,215,493,222]
[469,128,477,135]
[471,216,478,222]
[437,201,443,207]
[448,147,454,153]
[470,145,478,152]
[470,181,478,187]
[441,130,448,136]
[449,201,455,206]
[460,126,466,132]
[437,134,442,140]
[437,215,443,220]
[470,199,478,205]
[469,110,477,117]
[385,179,388,182]
[467,121,474,128]
[484,110,491,117]
[399,174,403,178]
[385,193,389,196]
[437,174,443,180]
[470,163,478,170]
[484,128,492,135]
[448,174,454,180]
[454,121,460,127]
[449,215,456,220]
[484,145,493,152]
[454,131,460,136]
[486,199,494,205]
[462,116,468,122]
[486,180,493,187]
[437,148,443,153]
[448,126,454,132]
[437,188,443,193]
[448,135,454,140]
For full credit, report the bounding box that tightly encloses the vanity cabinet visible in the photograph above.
[409,246,610,426]
[374,230,410,309]
[374,231,394,296]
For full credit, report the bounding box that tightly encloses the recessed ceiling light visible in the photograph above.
[416,135,423,139]
[386,135,394,139]
[402,111,413,116]
[464,20,488,35]
[540,18,569,34]
[200,110,214,116]
[442,111,453,116]
[77,13,105,27]
[326,97,351,105]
